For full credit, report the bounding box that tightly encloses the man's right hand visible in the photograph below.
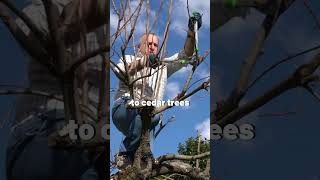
[148,54,160,68]
[188,11,202,31]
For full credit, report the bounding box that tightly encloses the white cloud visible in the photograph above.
[196,66,210,79]
[174,66,192,78]
[195,118,210,140]
[165,82,180,99]
[214,9,264,40]
[110,12,118,31]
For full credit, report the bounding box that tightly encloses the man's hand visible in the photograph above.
[148,53,160,69]
[188,11,202,31]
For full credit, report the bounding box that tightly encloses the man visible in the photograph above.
[111,12,202,169]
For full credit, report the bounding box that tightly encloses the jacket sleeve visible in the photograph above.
[166,50,192,77]
[110,55,136,80]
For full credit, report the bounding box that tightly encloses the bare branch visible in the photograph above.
[111,0,121,17]
[303,77,320,102]
[186,76,210,93]
[187,0,190,18]
[179,51,210,99]
[150,0,164,32]
[153,80,210,115]
[0,0,48,45]
[0,4,57,76]
[0,88,62,101]
[216,1,293,119]
[129,65,166,86]
[303,0,320,31]
[66,44,109,74]
[246,44,320,93]
[60,0,108,45]
[153,115,175,138]
[149,161,208,180]
[156,152,210,164]
[42,0,81,122]
[97,51,107,123]
[217,53,320,126]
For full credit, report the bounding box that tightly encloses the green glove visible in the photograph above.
[188,11,202,31]
[148,53,160,68]
[179,59,188,65]
[227,0,237,8]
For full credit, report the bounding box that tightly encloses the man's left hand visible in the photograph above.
[188,11,202,31]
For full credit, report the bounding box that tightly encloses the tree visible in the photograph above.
[178,136,210,171]
[0,0,108,179]
[212,0,320,178]
[148,136,210,180]
[109,0,210,179]
[213,0,320,124]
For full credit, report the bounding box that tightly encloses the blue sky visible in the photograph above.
[109,0,211,166]
[0,21,27,180]
[0,0,210,178]
[1,0,319,179]
[212,1,320,179]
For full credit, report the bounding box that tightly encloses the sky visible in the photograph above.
[0,19,27,180]
[2,0,319,179]
[109,0,211,172]
[212,0,320,179]
[0,0,210,179]
[0,3,29,180]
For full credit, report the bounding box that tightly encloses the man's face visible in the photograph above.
[140,34,159,56]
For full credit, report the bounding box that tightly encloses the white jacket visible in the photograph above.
[113,51,191,103]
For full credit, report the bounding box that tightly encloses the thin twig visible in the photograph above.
[246,44,320,93]
[187,0,191,18]
[303,0,320,31]
[304,84,320,103]
[0,88,63,101]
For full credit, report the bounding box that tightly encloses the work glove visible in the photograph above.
[148,53,160,68]
[188,11,202,31]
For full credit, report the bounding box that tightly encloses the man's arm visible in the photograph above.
[184,30,196,57]
[111,55,145,78]
[184,12,202,56]
[167,12,202,77]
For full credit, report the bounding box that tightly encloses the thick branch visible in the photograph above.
[217,53,320,126]
[149,161,208,180]
[216,1,294,119]
[0,0,48,45]
[0,4,58,76]
[66,44,109,74]
[156,152,210,164]
[0,88,62,101]
[60,0,108,45]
